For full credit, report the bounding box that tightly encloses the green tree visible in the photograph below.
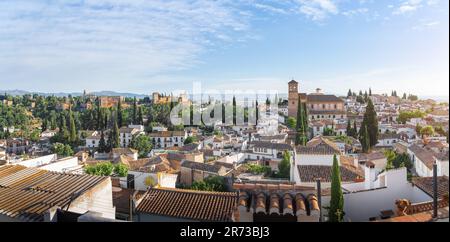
[132,97,138,124]
[184,136,198,145]
[84,162,114,176]
[52,143,74,157]
[397,110,425,124]
[98,131,107,153]
[329,154,344,222]
[277,151,291,179]
[352,121,358,139]
[255,100,259,125]
[359,123,370,153]
[347,89,352,98]
[117,99,124,127]
[295,101,308,145]
[130,135,152,158]
[68,110,78,145]
[107,117,120,150]
[246,164,272,176]
[420,125,435,138]
[363,99,378,148]
[114,163,129,177]
[286,117,297,129]
[346,119,352,137]
[191,176,227,192]
[232,96,237,125]
[384,149,396,170]
[137,106,144,125]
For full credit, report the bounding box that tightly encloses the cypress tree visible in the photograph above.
[104,112,108,130]
[346,119,352,137]
[222,102,226,124]
[232,96,237,125]
[369,88,372,96]
[59,115,69,142]
[112,118,120,149]
[347,89,352,98]
[117,99,123,127]
[359,123,370,153]
[98,130,106,153]
[302,103,308,135]
[138,106,144,125]
[329,154,344,222]
[295,101,307,145]
[132,97,137,124]
[255,100,259,125]
[69,110,77,144]
[42,119,48,132]
[363,99,379,148]
[352,121,358,139]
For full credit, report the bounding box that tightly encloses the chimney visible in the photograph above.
[364,162,376,190]
[316,88,322,94]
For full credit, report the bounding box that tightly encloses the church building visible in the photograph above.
[288,80,346,120]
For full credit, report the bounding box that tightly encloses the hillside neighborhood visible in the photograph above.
[0,80,448,222]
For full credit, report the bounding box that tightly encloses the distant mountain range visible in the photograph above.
[0,89,149,98]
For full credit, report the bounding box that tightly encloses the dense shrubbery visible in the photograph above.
[191,176,227,192]
[246,163,272,176]
[84,162,128,177]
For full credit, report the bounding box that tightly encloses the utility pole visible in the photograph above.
[433,162,438,219]
[316,178,323,222]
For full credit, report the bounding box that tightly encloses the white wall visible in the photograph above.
[128,171,177,191]
[39,157,79,172]
[438,160,449,177]
[296,154,338,166]
[69,178,116,219]
[343,168,432,221]
[14,154,57,167]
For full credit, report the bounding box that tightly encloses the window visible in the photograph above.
[322,104,326,109]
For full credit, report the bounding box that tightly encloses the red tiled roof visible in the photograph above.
[136,188,237,222]
[412,176,449,199]
[297,165,362,183]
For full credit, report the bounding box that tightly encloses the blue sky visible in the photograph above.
[0,0,448,97]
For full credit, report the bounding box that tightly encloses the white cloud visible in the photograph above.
[297,0,339,21]
[0,0,250,90]
[393,0,423,15]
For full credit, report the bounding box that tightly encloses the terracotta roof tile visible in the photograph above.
[297,165,362,183]
[136,188,237,222]
[412,176,449,199]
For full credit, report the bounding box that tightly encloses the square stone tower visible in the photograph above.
[288,80,299,118]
